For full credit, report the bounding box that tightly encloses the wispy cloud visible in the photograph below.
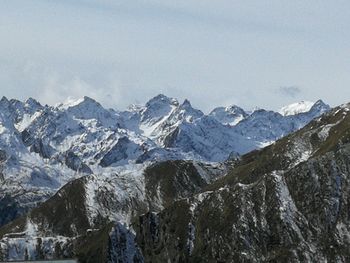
[276,86,301,98]
[36,73,123,109]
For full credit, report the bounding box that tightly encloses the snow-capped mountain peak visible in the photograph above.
[141,94,178,123]
[209,104,247,126]
[145,94,178,108]
[56,96,116,127]
[58,96,101,110]
[279,100,316,116]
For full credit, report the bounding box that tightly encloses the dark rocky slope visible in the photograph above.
[135,104,350,262]
[0,160,224,262]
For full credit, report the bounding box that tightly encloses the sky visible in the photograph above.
[1,0,350,112]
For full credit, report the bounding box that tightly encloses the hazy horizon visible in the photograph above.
[1,1,350,111]
[1,93,330,115]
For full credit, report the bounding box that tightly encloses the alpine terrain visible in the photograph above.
[2,94,346,262]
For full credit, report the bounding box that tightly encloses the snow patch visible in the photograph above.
[271,171,303,239]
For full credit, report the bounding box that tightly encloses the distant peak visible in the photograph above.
[226,105,246,114]
[81,96,99,105]
[250,106,263,113]
[59,96,101,110]
[251,108,267,114]
[209,104,247,126]
[210,104,245,114]
[279,101,314,116]
[182,99,191,106]
[0,96,9,103]
[145,94,179,107]
[152,94,168,100]
[180,99,195,110]
[313,99,328,107]
[0,96,10,109]
[25,97,42,108]
[127,103,144,112]
[177,99,204,120]
[310,99,330,112]
[83,95,93,100]
[278,100,330,116]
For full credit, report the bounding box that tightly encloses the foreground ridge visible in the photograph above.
[137,103,350,262]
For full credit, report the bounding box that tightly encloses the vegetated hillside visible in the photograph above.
[0,160,225,262]
[135,103,350,262]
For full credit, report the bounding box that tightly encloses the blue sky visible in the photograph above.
[1,0,350,112]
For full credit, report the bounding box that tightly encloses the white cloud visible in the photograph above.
[37,73,123,109]
[277,86,301,98]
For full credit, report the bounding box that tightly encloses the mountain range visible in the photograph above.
[0,94,337,262]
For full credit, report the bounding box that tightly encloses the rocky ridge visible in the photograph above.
[0,94,332,262]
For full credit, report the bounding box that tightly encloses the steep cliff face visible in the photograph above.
[135,104,350,262]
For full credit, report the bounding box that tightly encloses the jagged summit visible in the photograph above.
[0,96,9,102]
[209,104,248,126]
[181,98,191,106]
[178,99,204,119]
[54,96,115,127]
[58,96,101,110]
[140,94,179,123]
[0,96,11,111]
[145,94,179,108]
[309,99,330,112]
[25,97,42,108]
[225,104,246,113]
